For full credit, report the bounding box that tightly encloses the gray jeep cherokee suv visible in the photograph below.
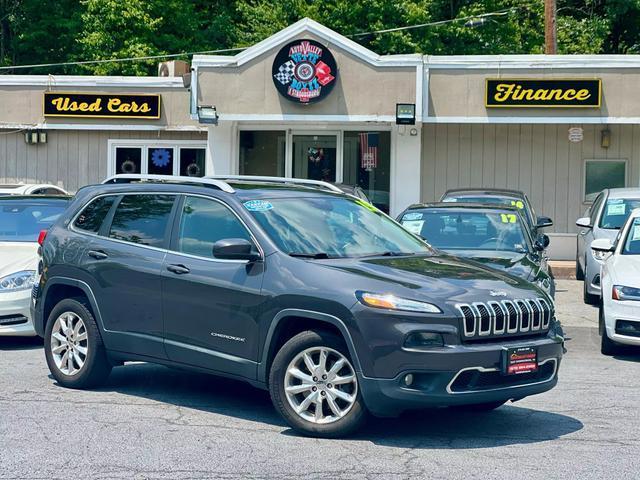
[32,174,564,437]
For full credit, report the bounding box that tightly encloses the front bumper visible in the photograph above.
[604,301,640,347]
[0,289,36,336]
[358,334,563,417]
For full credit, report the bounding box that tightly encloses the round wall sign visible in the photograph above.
[272,39,337,104]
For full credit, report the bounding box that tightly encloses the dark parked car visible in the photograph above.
[397,203,555,298]
[440,188,553,238]
[32,174,564,437]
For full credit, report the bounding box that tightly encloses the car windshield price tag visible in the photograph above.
[607,203,626,216]
[503,346,538,375]
[402,220,424,234]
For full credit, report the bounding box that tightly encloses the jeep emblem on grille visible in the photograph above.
[489,290,507,297]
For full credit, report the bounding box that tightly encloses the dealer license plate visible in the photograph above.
[504,346,538,375]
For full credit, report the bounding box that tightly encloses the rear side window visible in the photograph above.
[177,196,252,258]
[109,195,175,247]
[74,196,117,233]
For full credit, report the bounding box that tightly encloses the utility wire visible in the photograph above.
[349,1,538,37]
[0,2,538,72]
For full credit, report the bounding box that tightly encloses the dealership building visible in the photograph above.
[1,18,640,259]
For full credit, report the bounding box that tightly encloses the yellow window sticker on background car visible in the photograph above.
[510,200,525,209]
[501,213,517,223]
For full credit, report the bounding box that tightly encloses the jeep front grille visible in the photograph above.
[456,298,552,340]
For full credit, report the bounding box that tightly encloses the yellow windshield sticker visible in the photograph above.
[510,200,524,209]
[355,198,378,213]
[501,213,517,223]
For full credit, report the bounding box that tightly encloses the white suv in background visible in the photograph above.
[592,208,640,355]
[576,188,640,305]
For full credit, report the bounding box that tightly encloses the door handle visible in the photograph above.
[87,250,108,260]
[167,264,190,275]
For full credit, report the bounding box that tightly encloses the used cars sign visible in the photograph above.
[43,92,161,119]
[486,79,601,108]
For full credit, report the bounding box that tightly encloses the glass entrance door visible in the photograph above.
[291,134,338,182]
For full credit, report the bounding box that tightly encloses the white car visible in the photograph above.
[0,184,68,196]
[0,195,70,335]
[576,188,640,305]
[592,208,640,355]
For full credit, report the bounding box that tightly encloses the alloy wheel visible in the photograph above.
[50,312,88,376]
[284,346,358,424]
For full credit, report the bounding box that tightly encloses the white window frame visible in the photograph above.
[108,139,207,177]
[583,158,628,203]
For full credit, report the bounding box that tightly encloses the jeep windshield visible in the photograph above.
[244,196,431,258]
[399,208,530,253]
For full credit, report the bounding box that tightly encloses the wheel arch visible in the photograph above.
[258,309,361,384]
[41,277,105,335]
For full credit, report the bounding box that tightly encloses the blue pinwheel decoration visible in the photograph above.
[151,149,171,168]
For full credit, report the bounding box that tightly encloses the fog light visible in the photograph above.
[404,332,444,349]
[404,374,414,386]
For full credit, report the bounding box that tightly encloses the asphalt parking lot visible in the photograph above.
[1,280,639,479]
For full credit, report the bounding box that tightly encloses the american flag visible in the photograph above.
[359,132,379,171]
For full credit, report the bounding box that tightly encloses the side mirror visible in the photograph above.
[591,238,613,253]
[536,216,553,229]
[576,216,592,229]
[534,234,550,251]
[212,238,261,262]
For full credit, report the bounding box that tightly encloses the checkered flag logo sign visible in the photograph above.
[274,60,295,85]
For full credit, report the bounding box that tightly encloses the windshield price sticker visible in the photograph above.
[403,212,423,221]
[607,203,626,216]
[632,224,640,241]
[243,200,273,212]
[402,220,424,235]
[500,213,517,223]
[510,200,525,209]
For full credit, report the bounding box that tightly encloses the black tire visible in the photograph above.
[583,273,599,305]
[575,255,585,281]
[450,400,507,412]
[44,298,111,389]
[600,304,621,356]
[269,330,367,438]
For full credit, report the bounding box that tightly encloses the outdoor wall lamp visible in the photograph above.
[197,105,219,125]
[601,128,611,149]
[396,103,416,125]
[24,129,47,145]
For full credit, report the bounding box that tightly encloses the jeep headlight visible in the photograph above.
[356,292,442,314]
[0,270,37,292]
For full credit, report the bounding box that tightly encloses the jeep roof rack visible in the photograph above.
[102,174,235,193]
[207,175,344,194]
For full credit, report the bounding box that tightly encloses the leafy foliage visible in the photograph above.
[1,0,639,75]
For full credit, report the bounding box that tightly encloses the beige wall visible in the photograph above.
[421,123,640,234]
[0,130,206,191]
[0,86,197,129]
[198,33,416,117]
[428,69,640,119]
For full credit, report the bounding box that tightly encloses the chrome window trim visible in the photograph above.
[445,358,558,395]
[68,191,265,263]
